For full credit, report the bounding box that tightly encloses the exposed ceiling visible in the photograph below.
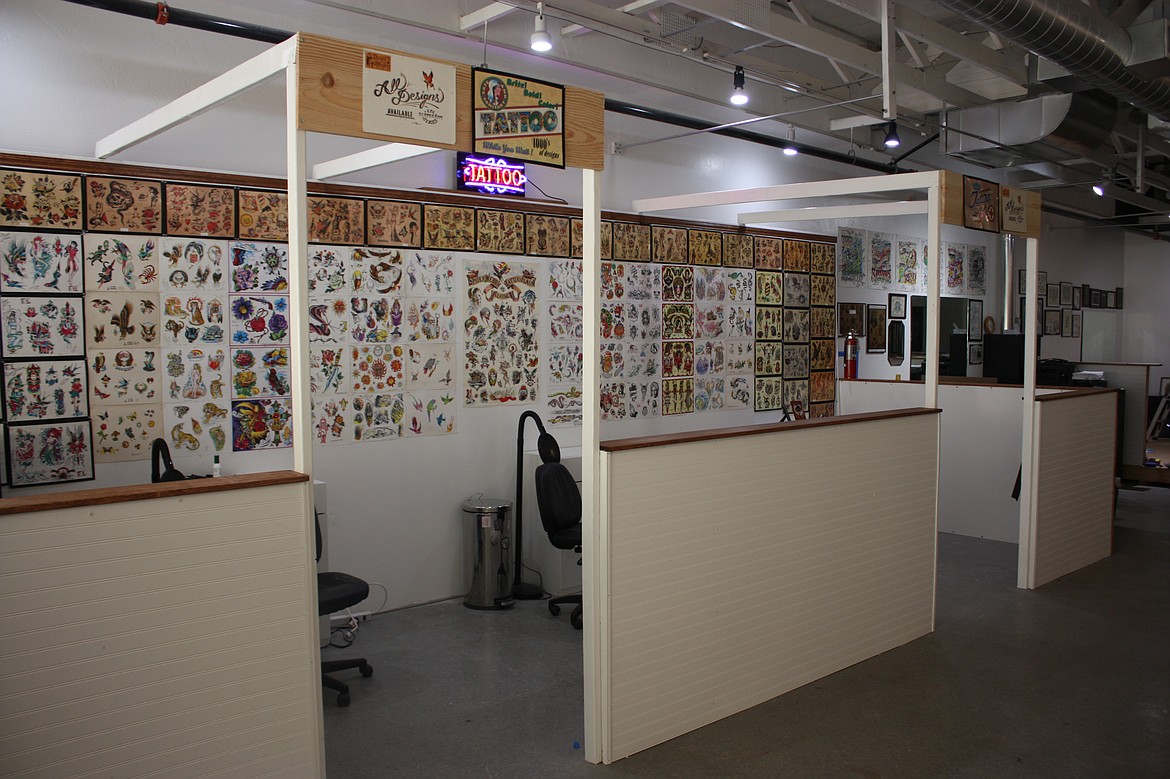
[293,0,1170,232]
[60,0,1170,232]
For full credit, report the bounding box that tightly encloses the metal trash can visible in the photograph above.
[462,497,515,610]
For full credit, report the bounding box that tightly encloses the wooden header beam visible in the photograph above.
[295,33,605,171]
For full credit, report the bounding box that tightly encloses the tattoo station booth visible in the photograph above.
[619,172,1115,756]
[632,175,1114,602]
[0,32,602,777]
[0,32,1116,779]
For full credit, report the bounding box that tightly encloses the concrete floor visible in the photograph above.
[323,489,1170,778]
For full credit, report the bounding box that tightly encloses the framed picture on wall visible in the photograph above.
[1038,271,1048,289]
[967,298,983,342]
[1018,269,1026,295]
[837,302,866,337]
[1060,282,1073,306]
[1106,290,1116,308]
[1090,289,1102,307]
[963,176,1000,232]
[1044,309,1061,335]
[1046,282,1060,303]
[888,293,907,319]
[1072,286,1081,310]
[1062,308,1074,337]
[968,342,983,365]
[1071,312,1082,338]
[866,305,887,353]
[1115,287,1124,309]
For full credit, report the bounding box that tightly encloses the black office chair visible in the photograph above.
[534,435,583,630]
[316,512,373,706]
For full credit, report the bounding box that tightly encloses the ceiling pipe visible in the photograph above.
[935,0,1170,123]
[605,100,909,175]
[62,0,291,43]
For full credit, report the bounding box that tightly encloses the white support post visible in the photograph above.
[581,168,606,765]
[95,38,296,158]
[459,2,515,31]
[632,170,940,214]
[925,177,941,409]
[286,59,313,480]
[880,0,897,120]
[283,50,326,776]
[312,143,439,181]
[1018,236,1041,589]
[739,200,927,225]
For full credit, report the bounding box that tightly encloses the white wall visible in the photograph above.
[1122,234,1170,396]
[839,380,1029,544]
[1012,214,1126,363]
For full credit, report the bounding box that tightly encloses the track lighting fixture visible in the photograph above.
[1092,183,1105,196]
[882,120,901,149]
[730,65,748,106]
[783,124,798,156]
[530,3,552,52]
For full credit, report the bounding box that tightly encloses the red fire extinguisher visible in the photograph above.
[843,330,859,379]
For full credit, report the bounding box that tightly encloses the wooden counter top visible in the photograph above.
[0,470,310,516]
[600,408,942,453]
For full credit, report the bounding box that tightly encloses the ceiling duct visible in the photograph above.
[935,0,1170,123]
[942,91,1117,168]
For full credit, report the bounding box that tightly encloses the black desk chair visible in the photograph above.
[316,512,373,706]
[534,437,583,630]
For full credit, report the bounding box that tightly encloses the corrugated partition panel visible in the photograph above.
[0,483,320,779]
[603,413,939,760]
[1031,392,1117,588]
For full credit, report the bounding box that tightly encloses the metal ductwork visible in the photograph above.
[942,91,1117,167]
[936,0,1170,123]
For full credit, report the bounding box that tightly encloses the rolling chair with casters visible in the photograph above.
[315,512,373,706]
[533,434,583,630]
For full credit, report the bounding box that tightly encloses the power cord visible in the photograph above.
[526,176,567,204]
[329,626,356,648]
[519,561,550,599]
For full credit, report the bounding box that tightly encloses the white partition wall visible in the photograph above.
[840,380,1041,544]
[1024,390,1117,588]
[597,411,940,761]
[0,477,320,779]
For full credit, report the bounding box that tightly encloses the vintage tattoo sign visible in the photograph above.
[362,49,456,145]
[473,68,565,168]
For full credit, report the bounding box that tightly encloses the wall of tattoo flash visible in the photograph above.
[0,161,836,486]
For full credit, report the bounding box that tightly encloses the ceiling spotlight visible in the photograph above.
[730,66,749,106]
[531,3,552,52]
[1092,183,1105,196]
[882,120,901,149]
[783,124,798,156]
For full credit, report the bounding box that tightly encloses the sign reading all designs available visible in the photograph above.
[362,49,456,145]
[473,68,565,168]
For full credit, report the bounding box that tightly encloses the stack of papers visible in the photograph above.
[1072,371,1105,381]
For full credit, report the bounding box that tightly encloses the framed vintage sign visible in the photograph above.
[1000,185,1028,234]
[362,49,456,145]
[963,176,1000,232]
[473,68,565,168]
